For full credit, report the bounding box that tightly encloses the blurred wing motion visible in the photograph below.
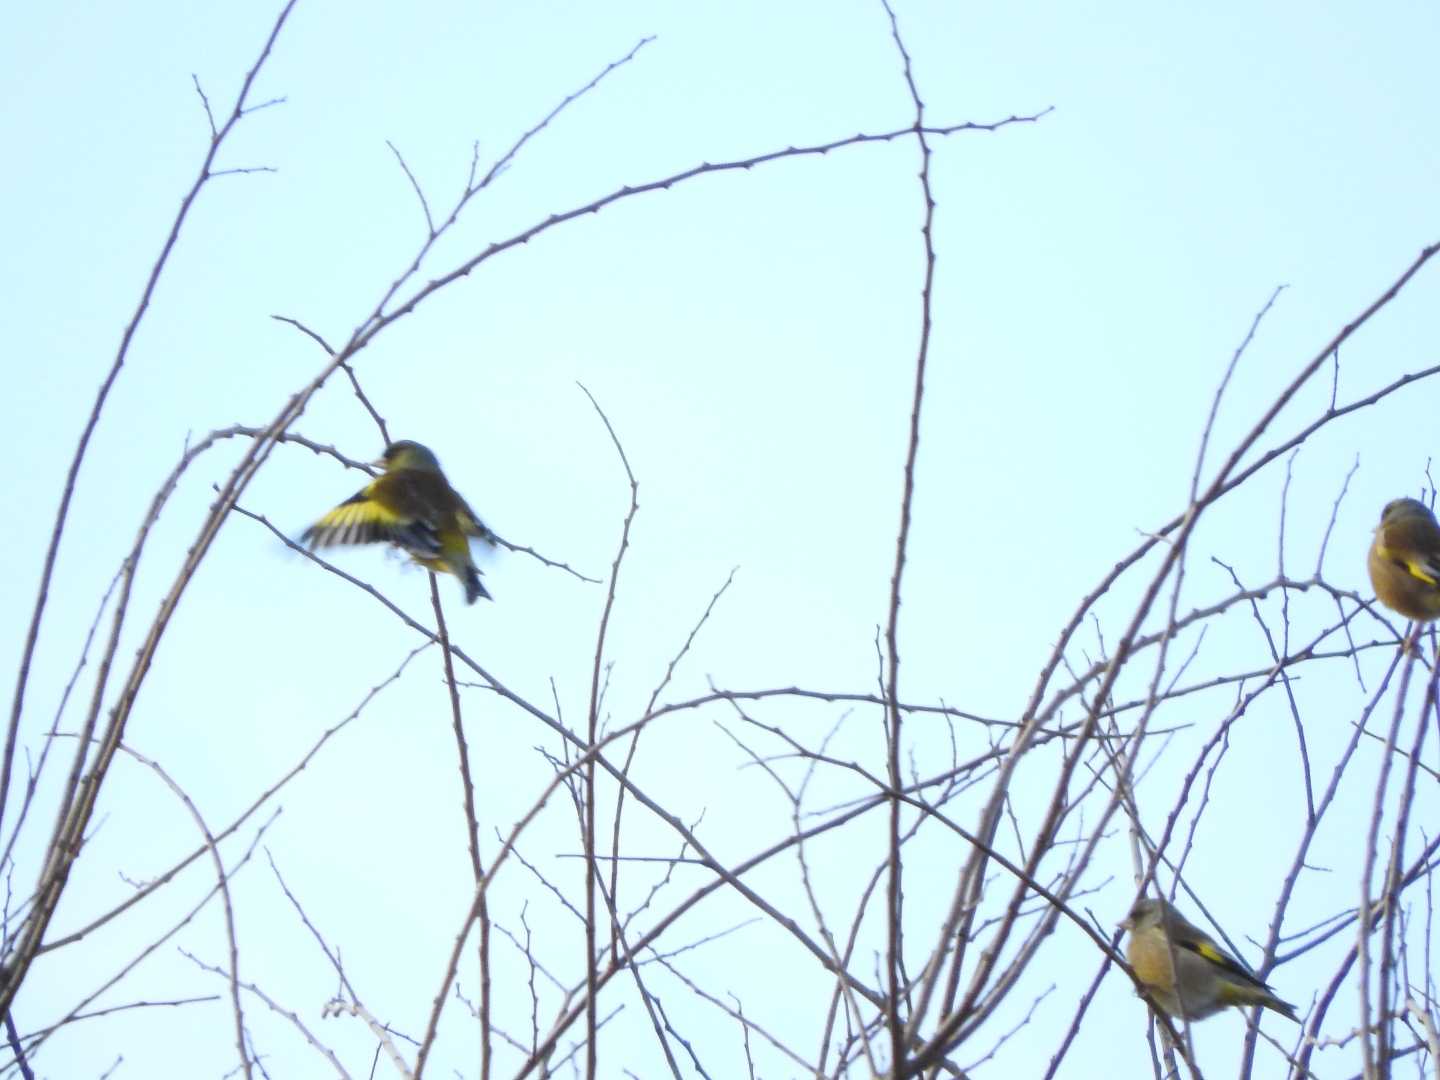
[302,481,443,558]
[302,440,495,604]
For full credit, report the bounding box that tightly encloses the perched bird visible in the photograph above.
[303,440,496,603]
[1367,497,1440,622]
[1121,898,1298,1023]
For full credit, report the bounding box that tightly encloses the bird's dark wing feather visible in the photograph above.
[302,488,442,556]
[401,470,495,545]
[1179,937,1272,992]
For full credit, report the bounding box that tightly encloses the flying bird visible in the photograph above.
[303,440,495,603]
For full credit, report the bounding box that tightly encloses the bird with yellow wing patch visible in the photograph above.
[303,440,496,604]
[1368,496,1440,623]
[1121,898,1298,1023]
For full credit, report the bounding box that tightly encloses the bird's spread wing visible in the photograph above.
[303,490,442,557]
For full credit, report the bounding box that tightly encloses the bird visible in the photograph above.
[302,440,495,603]
[1120,897,1298,1023]
[1367,497,1440,622]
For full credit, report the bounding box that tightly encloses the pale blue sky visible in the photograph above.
[3,2,1438,1077]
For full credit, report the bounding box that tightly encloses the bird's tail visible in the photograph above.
[1232,985,1299,1022]
[1221,978,1300,1022]
[462,564,493,604]
[1262,994,1299,1023]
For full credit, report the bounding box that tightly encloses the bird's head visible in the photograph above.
[379,440,442,473]
[1122,897,1173,933]
[1380,497,1435,528]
